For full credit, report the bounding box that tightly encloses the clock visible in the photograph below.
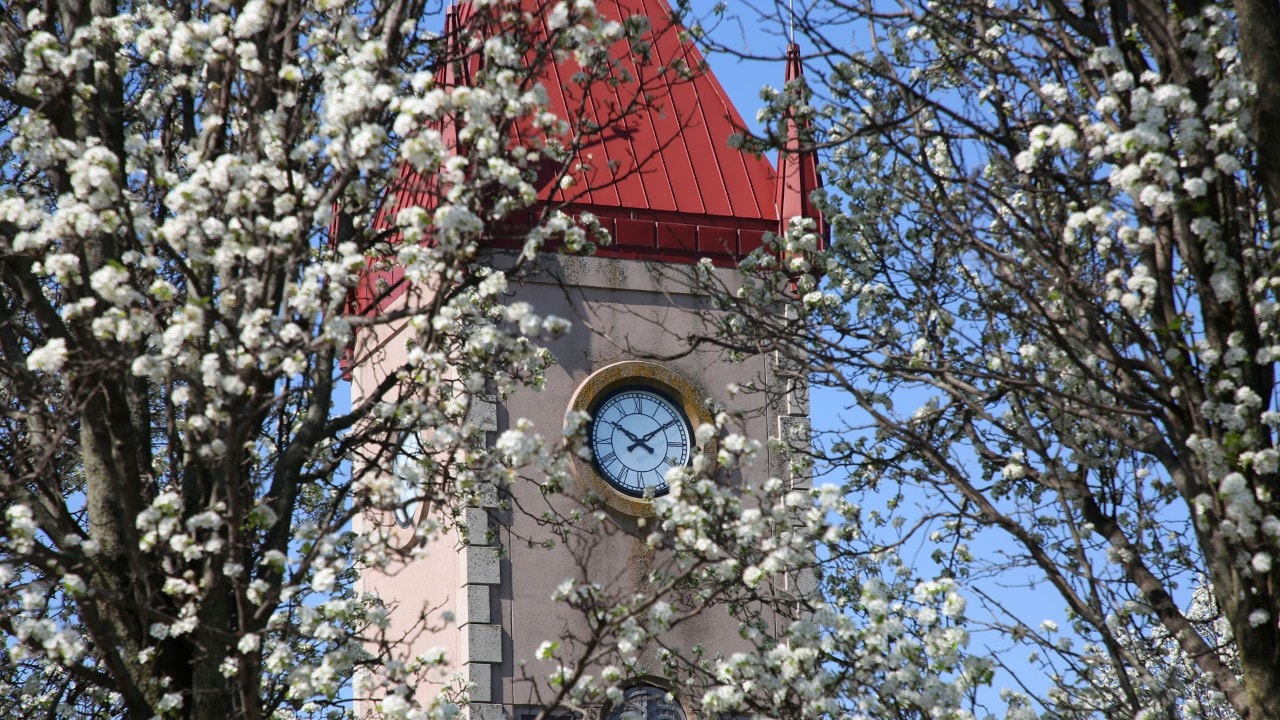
[589,387,692,497]
[566,360,715,516]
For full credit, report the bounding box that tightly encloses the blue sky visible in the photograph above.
[695,9,1073,709]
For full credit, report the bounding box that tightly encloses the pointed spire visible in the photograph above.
[774,43,825,244]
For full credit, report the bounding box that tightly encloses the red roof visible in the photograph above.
[350,0,821,324]
[533,0,778,222]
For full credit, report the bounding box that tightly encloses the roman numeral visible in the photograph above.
[599,452,618,466]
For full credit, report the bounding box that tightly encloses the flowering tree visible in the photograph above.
[0,0,658,717]
[11,0,1277,716]
[682,0,1280,718]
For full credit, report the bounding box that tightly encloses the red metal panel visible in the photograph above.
[646,8,728,217]
[614,218,656,249]
[739,229,766,255]
[697,226,737,256]
[657,222,697,252]
[526,0,777,222]
[597,0,670,211]
[615,0,701,215]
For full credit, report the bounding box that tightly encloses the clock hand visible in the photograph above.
[607,421,655,453]
[636,418,679,443]
[626,439,655,452]
[606,420,644,443]
[628,418,677,452]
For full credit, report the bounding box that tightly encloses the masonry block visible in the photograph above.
[466,584,491,625]
[467,704,508,720]
[779,415,813,487]
[465,546,501,585]
[465,661,493,702]
[468,394,498,432]
[466,623,503,664]
[463,507,492,546]
[786,377,810,415]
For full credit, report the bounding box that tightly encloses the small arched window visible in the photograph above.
[604,684,685,720]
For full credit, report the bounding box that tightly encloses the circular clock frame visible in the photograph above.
[567,361,715,517]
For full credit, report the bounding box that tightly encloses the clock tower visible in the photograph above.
[350,2,821,717]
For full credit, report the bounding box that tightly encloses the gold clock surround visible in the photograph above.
[567,360,715,517]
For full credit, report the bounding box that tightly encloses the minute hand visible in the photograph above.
[634,418,679,446]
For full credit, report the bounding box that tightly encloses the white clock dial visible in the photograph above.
[392,432,425,528]
[590,387,692,497]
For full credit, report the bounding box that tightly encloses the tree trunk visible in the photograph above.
[1235,0,1280,218]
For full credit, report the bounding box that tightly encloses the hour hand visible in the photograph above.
[608,421,654,452]
[626,438,656,453]
[607,421,643,443]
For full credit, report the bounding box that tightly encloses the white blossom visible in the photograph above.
[26,338,68,372]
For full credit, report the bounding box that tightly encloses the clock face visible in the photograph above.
[590,387,692,497]
[392,432,425,528]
